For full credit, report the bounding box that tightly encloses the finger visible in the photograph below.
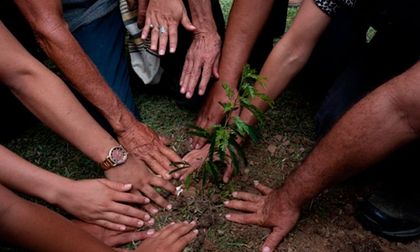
[161,221,196,239]
[173,228,199,251]
[109,202,151,221]
[212,54,220,78]
[225,213,262,225]
[232,191,261,202]
[141,185,172,210]
[143,155,172,180]
[254,180,273,195]
[94,220,127,231]
[159,145,182,163]
[224,199,258,212]
[198,63,212,96]
[141,16,152,40]
[102,212,146,228]
[158,135,171,146]
[126,0,137,10]
[150,150,173,173]
[168,22,178,53]
[185,61,202,99]
[262,229,286,252]
[181,12,196,31]
[157,18,168,55]
[150,15,159,51]
[107,229,155,247]
[142,203,159,217]
[137,0,149,26]
[151,176,176,195]
[179,167,195,181]
[180,59,190,92]
[99,179,133,192]
[113,190,150,204]
[223,162,233,183]
[181,58,194,96]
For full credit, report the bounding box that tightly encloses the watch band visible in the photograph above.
[100,157,116,170]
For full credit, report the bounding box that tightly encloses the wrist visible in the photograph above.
[46,177,74,206]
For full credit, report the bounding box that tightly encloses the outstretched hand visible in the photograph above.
[139,0,196,55]
[136,221,198,252]
[57,179,151,231]
[224,181,300,252]
[73,220,155,247]
[180,31,221,99]
[181,144,234,183]
[105,157,176,213]
[117,120,182,180]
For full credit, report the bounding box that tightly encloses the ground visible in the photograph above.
[1,1,420,252]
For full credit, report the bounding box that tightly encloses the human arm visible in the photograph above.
[14,0,183,178]
[192,0,276,148]
[239,0,331,125]
[225,62,420,251]
[0,21,174,214]
[0,184,197,252]
[179,0,221,99]
[140,0,196,55]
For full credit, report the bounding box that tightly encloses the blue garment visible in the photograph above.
[72,7,139,117]
[63,0,118,32]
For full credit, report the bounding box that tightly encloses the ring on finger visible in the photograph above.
[159,26,167,34]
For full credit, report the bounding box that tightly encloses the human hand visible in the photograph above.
[73,220,155,247]
[140,0,196,55]
[224,181,300,252]
[192,84,238,149]
[56,179,150,231]
[136,221,198,252]
[180,31,221,99]
[117,120,182,180]
[105,157,176,212]
[180,144,234,183]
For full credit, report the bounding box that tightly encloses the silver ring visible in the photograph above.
[159,26,167,34]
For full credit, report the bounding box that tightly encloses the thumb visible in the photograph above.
[261,229,285,252]
[99,179,133,192]
[181,13,196,31]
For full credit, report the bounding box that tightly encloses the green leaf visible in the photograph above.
[187,124,211,139]
[233,116,248,136]
[240,97,265,123]
[228,143,240,174]
[218,101,237,113]
[222,83,234,99]
[228,138,248,166]
[184,174,192,190]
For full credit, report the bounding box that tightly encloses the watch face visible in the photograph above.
[110,146,128,165]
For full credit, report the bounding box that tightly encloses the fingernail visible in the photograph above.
[224,200,229,205]
[120,225,126,231]
[254,180,259,186]
[184,220,189,224]
[152,208,159,214]
[170,47,175,53]
[181,87,186,93]
[159,50,164,55]
[123,184,132,189]
[151,46,156,50]
[147,218,155,225]
[263,246,271,252]
[199,89,204,95]
[165,173,172,180]
[174,173,180,178]
[225,214,231,219]
[146,229,155,235]
[193,229,199,234]
[138,220,144,227]
[190,220,196,225]
[144,214,151,220]
[186,92,191,98]
[166,204,173,210]
[195,144,200,150]
[232,192,238,197]
[144,198,150,204]
[170,222,175,225]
